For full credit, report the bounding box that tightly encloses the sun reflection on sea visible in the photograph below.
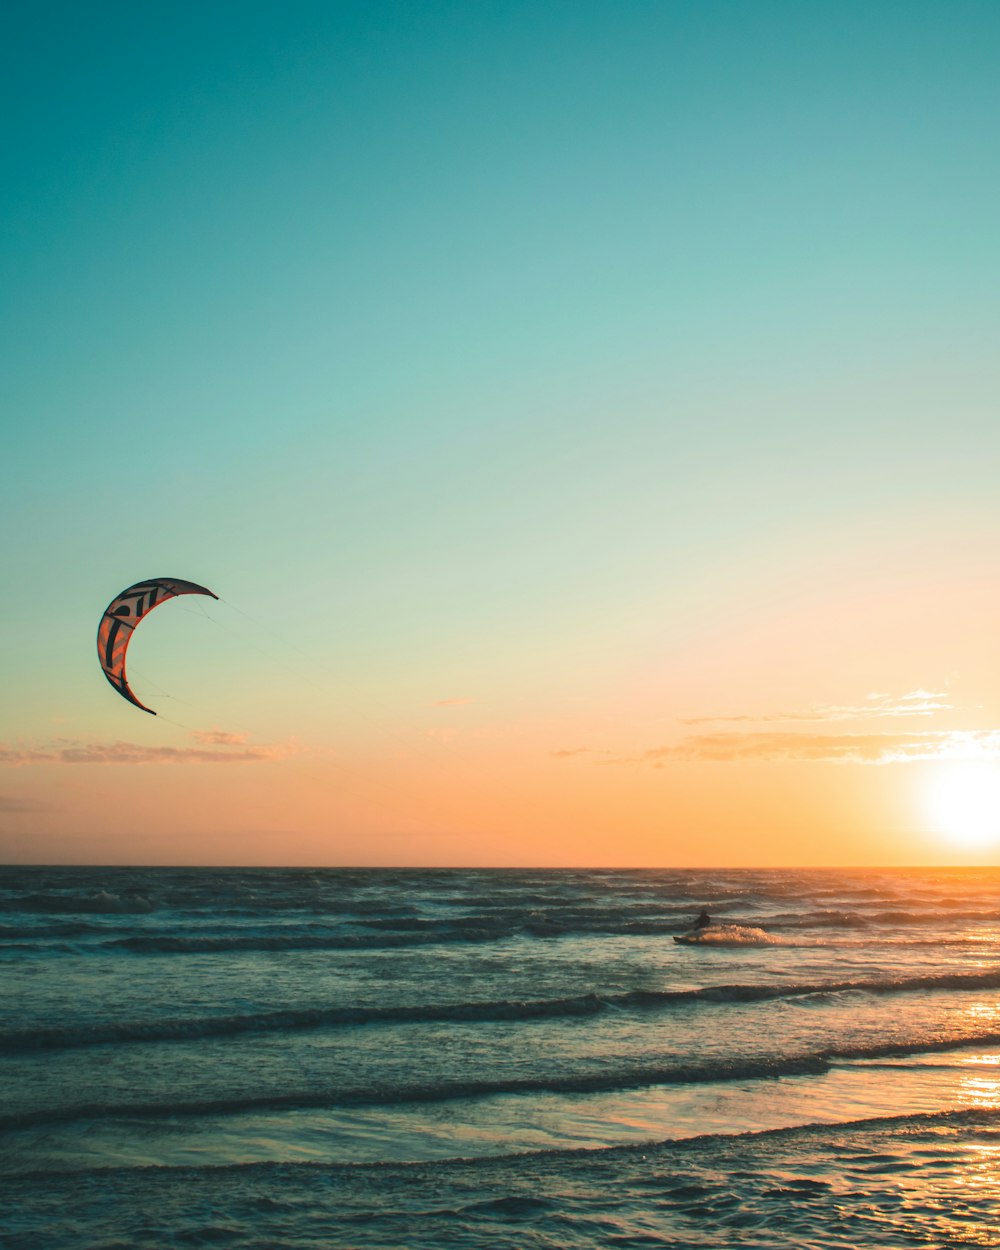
[958,1072,1000,1110]
[959,1001,1000,1027]
[954,1008,1000,1109]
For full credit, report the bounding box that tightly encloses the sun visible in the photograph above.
[921,761,1000,849]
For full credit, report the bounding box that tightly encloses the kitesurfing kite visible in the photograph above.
[97,578,218,714]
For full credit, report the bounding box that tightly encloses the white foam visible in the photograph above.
[680,924,786,946]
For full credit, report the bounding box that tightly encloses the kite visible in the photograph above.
[97,578,218,714]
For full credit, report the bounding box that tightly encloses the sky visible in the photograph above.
[2,1,999,867]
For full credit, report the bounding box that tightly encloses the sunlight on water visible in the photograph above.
[956,1049,1000,1110]
[959,1075,1000,1109]
[7,867,1000,1248]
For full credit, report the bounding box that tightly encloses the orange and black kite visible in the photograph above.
[97,578,218,714]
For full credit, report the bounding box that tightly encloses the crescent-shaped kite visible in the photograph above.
[97,578,218,714]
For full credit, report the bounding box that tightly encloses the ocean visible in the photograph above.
[3,865,1000,1248]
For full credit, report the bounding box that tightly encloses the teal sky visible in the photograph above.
[3,2,999,864]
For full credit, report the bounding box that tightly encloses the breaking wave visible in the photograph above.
[9,1032,1000,1132]
[7,968,1000,1053]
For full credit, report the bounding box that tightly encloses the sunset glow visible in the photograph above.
[922,762,1000,850]
[1,4,998,868]
[9,12,1000,1250]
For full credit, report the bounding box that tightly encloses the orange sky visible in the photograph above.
[4,531,999,866]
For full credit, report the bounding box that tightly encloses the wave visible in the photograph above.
[7,925,997,963]
[10,1030,1000,1132]
[674,925,784,945]
[14,1105,1000,1184]
[766,907,1000,929]
[204,907,993,929]
[93,914,982,954]
[100,917,749,953]
[105,929,513,953]
[11,908,1000,956]
[0,891,154,915]
[0,922,106,940]
[0,1055,834,1130]
[7,968,1000,1053]
[0,994,618,1051]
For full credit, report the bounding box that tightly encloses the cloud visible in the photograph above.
[553,748,591,758]
[0,737,293,767]
[190,729,249,746]
[0,746,53,766]
[681,690,954,726]
[624,730,1000,767]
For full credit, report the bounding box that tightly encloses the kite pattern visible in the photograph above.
[97,578,218,714]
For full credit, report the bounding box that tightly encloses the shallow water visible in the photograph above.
[4,866,1000,1246]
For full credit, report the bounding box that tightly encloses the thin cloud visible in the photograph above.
[0,738,293,767]
[682,690,954,726]
[553,748,592,758]
[680,713,820,725]
[0,746,53,766]
[191,729,249,746]
[623,730,1000,767]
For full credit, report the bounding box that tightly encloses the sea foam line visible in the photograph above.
[0,1056,831,1130]
[7,1033,1000,1131]
[8,1105,1000,1182]
[5,968,1000,1053]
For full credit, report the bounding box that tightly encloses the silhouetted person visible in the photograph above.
[693,909,711,929]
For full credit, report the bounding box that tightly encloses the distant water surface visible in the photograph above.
[4,866,1000,1247]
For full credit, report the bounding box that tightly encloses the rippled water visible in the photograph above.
[4,866,1000,1247]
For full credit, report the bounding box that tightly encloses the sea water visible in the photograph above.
[4,866,1000,1247]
